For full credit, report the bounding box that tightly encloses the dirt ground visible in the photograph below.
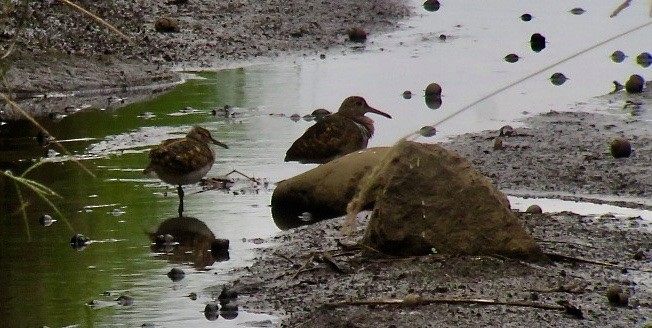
[0,0,409,119]
[230,87,652,327]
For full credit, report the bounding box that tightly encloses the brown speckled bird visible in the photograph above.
[285,96,391,164]
[144,126,228,217]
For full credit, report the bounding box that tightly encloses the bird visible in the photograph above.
[144,126,228,217]
[285,96,391,164]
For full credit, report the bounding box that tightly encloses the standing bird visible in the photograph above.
[144,126,229,217]
[285,96,391,164]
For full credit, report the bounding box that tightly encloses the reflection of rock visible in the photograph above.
[424,95,442,109]
[149,216,229,269]
[351,141,545,261]
[271,147,390,229]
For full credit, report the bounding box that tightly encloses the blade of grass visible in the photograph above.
[12,180,31,241]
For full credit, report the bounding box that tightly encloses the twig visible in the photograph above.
[273,252,296,266]
[610,0,632,17]
[224,169,257,182]
[324,297,564,311]
[544,252,652,273]
[290,254,316,280]
[535,238,598,249]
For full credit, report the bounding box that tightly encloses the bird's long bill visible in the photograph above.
[211,138,229,149]
[367,106,392,119]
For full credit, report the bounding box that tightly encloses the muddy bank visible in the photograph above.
[0,0,410,119]
[228,87,651,326]
[232,211,651,327]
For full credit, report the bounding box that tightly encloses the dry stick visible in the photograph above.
[290,254,316,280]
[224,169,258,182]
[57,0,133,43]
[324,297,564,311]
[535,238,598,249]
[610,0,632,17]
[544,251,652,273]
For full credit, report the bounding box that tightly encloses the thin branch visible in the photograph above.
[545,251,652,273]
[324,297,565,311]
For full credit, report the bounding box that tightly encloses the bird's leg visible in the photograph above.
[177,185,184,217]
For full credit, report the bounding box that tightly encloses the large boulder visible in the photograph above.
[351,141,544,262]
[271,147,390,229]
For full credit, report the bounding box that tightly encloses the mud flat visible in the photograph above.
[229,87,651,327]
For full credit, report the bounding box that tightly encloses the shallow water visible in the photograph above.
[0,1,650,326]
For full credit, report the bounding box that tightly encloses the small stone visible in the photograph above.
[424,95,442,109]
[348,27,367,43]
[520,14,532,22]
[70,234,90,250]
[438,34,446,41]
[569,8,585,15]
[504,54,520,63]
[499,125,514,137]
[204,302,219,321]
[154,18,180,33]
[218,286,238,303]
[220,303,239,320]
[423,0,440,12]
[610,50,626,63]
[167,268,185,282]
[419,126,437,138]
[39,214,56,227]
[319,54,326,60]
[636,52,652,67]
[625,74,644,93]
[525,205,542,214]
[606,286,628,306]
[311,108,331,121]
[550,73,568,86]
[610,137,631,158]
[290,113,301,122]
[425,82,442,96]
[633,250,646,260]
[493,137,504,150]
[116,295,134,306]
[402,90,413,99]
[403,294,423,306]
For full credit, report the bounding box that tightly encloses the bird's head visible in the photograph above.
[187,126,229,149]
[338,96,392,119]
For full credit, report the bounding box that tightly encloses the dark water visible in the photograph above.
[1,0,650,326]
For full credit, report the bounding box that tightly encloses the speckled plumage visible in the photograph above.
[144,126,228,216]
[285,96,391,164]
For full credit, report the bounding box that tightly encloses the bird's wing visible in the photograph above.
[148,139,214,174]
[285,115,363,163]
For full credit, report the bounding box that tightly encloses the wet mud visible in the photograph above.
[232,87,652,327]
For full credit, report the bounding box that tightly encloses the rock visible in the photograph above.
[493,137,504,150]
[525,204,542,214]
[167,268,185,282]
[425,82,442,96]
[606,286,629,306]
[271,147,390,229]
[610,137,631,158]
[348,27,367,43]
[154,18,180,33]
[625,74,644,93]
[423,0,440,12]
[530,33,546,52]
[355,141,545,261]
